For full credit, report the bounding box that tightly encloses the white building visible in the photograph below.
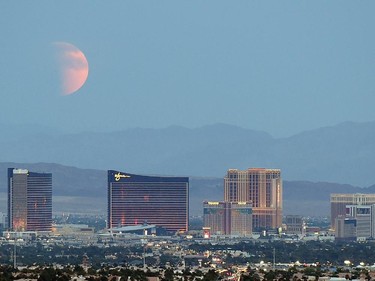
[335,204,375,241]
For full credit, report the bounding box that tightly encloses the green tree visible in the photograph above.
[74,265,86,276]
[264,270,276,281]
[38,268,56,281]
[163,268,174,281]
[203,269,219,281]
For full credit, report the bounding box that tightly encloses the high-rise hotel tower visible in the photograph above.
[108,170,189,232]
[224,168,282,230]
[8,168,52,232]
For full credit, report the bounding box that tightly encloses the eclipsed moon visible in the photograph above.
[52,42,89,96]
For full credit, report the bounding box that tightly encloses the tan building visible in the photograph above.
[203,201,252,236]
[203,201,227,235]
[224,168,282,230]
[229,202,253,236]
[335,216,356,241]
[330,193,375,229]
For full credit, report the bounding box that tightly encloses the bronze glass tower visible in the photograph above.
[203,201,252,236]
[203,201,227,235]
[224,168,282,230]
[8,168,52,232]
[107,170,189,232]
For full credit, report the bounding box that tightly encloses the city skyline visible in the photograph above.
[5,165,375,242]
[2,1,375,272]
[0,162,374,218]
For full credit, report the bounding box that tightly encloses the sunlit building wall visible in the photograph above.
[107,170,189,232]
[224,168,282,230]
[7,168,52,232]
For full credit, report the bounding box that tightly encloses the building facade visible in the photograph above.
[203,201,252,236]
[107,170,189,233]
[203,201,227,235]
[8,168,52,232]
[229,202,253,236]
[285,215,304,235]
[333,204,375,241]
[335,216,357,241]
[346,205,372,239]
[330,193,375,229]
[224,168,282,230]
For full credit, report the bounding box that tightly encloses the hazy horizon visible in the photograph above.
[1,119,373,139]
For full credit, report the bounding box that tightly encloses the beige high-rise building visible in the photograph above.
[224,168,282,230]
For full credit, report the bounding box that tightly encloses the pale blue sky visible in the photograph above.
[1,1,374,137]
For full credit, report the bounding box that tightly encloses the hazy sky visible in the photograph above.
[1,1,374,137]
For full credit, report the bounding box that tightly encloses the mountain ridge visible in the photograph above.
[1,121,375,186]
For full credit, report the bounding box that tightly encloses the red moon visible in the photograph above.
[53,42,89,96]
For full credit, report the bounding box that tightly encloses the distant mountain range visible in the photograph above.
[1,121,375,187]
[1,121,375,217]
[1,162,375,217]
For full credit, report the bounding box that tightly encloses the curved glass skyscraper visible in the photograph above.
[107,170,189,233]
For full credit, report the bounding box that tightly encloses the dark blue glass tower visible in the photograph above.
[8,168,52,232]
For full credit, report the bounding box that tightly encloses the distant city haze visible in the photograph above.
[1,2,375,138]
